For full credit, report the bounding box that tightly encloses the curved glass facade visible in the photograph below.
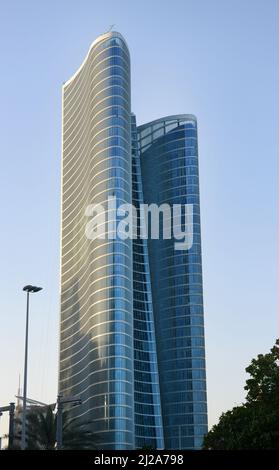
[60,32,207,450]
[60,32,134,449]
[138,116,208,449]
[131,114,164,449]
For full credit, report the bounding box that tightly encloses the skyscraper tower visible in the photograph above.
[138,116,207,449]
[60,31,207,450]
[60,31,135,449]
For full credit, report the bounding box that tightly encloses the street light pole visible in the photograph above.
[21,285,42,450]
[56,395,63,450]
[21,290,29,451]
[56,395,82,450]
[8,402,15,450]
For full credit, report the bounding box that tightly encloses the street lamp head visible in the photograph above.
[73,399,82,406]
[23,285,43,293]
[23,285,33,292]
[32,286,43,293]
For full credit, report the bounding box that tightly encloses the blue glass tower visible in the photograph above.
[60,31,207,450]
[138,116,208,449]
[60,31,134,450]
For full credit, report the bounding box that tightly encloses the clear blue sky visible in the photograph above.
[0,0,278,437]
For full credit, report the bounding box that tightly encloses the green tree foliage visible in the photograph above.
[203,339,279,449]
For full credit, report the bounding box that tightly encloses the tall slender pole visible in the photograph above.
[21,291,30,450]
[8,402,15,450]
[56,395,63,450]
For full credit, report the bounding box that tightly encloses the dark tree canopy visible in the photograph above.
[203,338,279,449]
